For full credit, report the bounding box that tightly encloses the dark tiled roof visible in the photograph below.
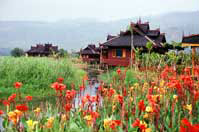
[101,21,166,48]
[102,34,165,48]
[147,30,160,37]
[182,34,199,44]
[107,35,117,41]
[81,44,100,55]
[27,44,58,54]
[136,23,149,33]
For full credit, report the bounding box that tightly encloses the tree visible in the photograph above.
[11,48,25,57]
[146,41,153,54]
[58,48,68,57]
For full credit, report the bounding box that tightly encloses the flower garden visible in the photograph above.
[1,56,199,132]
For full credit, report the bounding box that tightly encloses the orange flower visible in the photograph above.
[25,96,32,101]
[14,82,22,89]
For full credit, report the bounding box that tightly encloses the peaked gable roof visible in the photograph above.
[81,44,100,55]
[27,44,58,54]
[101,21,166,48]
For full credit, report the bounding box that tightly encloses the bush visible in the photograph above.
[0,57,85,90]
[11,48,25,57]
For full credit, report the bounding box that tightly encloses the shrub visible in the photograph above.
[10,48,25,57]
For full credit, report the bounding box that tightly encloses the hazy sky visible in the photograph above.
[0,0,198,22]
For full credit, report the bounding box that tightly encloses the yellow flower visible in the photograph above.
[34,107,41,113]
[146,128,152,132]
[130,86,134,91]
[84,115,93,126]
[154,86,158,90]
[184,104,192,112]
[8,111,16,119]
[173,95,178,100]
[26,120,38,130]
[84,115,92,121]
[8,110,23,125]
[46,117,54,128]
[143,82,148,88]
[61,114,67,121]
[160,80,165,87]
[112,105,116,112]
[130,97,133,102]
[14,110,23,117]
[26,120,33,128]
[146,106,153,113]
[104,118,111,128]
[134,83,139,88]
[140,121,147,128]
[143,114,149,119]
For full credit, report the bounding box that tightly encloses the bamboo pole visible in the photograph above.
[192,47,196,77]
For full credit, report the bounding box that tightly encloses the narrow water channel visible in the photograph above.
[0,66,103,131]
[74,67,102,109]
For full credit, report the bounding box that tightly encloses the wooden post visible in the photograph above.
[192,47,196,77]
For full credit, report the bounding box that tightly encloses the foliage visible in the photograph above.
[1,66,199,131]
[10,48,25,57]
[0,57,85,90]
[58,48,69,57]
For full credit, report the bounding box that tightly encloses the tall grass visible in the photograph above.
[0,57,85,90]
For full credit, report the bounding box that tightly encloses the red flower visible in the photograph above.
[65,90,76,100]
[138,100,145,112]
[2,100,10,106]
[113,120,121,126]
[117,68,121,75]
[57,77,64,83]
[65,104,72,112]
[14,82,22,89]
[90,111,100,119]
[8,94,16,102]
[16,104,28,112]
[132,118,140,127]
[80,85,84,91]
[91,96,96,103]
[25,96,32,101]
[194,91,199,101]
[0,110,3,115]
[108,88,115,97]
[110,120,121,130]
[51,82,66,91]
[117,95,123,105]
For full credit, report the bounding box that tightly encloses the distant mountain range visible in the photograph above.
[0,11,198,55]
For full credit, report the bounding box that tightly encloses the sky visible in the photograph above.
[0,0,198,22]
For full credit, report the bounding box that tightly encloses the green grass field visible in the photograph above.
[0,57,86,98]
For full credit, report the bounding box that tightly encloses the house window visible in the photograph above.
[112,49,126,58]
[116,49,122,57]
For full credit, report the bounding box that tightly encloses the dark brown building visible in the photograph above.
[100,21,167,66]
[80,44,100,64]
[26,44,58,56]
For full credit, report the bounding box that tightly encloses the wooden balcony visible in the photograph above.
[101,58,131,67]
